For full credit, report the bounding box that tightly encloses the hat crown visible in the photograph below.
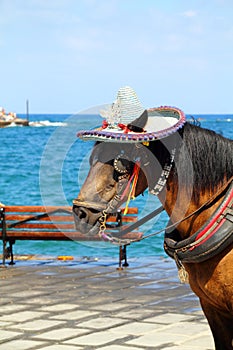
[117,86,144,125]
[100,86,144,127]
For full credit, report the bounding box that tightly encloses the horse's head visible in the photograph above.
[72,87,186,236]
[73,142,149,235]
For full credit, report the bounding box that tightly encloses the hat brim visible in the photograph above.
[77,106,186,143]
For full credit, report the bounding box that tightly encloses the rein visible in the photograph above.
[98,175,233,246]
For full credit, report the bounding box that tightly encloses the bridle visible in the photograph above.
[97,142,177,239]
[73,141,175,236]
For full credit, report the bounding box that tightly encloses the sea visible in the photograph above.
[0,113,232,260]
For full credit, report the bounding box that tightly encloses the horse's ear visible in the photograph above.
[127,110,148,132]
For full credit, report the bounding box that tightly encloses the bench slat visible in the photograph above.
[4,206,138,214]
[5,215,73,222]
[7,223,76,229]
[4,206,71,213]
[5,215,137,224]
[4,230,142,241]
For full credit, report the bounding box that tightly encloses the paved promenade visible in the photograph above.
[0,256,214,350]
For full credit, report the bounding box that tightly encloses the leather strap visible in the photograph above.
[164,182,233,263]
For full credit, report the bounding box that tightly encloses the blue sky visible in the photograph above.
[1,0,233,114]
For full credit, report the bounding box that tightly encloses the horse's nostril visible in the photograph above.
[73,206,89,221]
[79,208,87,220]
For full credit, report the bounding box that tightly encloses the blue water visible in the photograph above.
[0,113,232,259]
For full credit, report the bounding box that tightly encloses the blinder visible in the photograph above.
[113,153,131,174]
[90,142,143,177]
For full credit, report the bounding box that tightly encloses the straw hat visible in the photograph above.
[77,86,186,143]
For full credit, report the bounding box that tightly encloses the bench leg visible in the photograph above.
[122,245,129,267]
[117,245,129,270]
[2,241,15,266]
[8,240,15,265]
[0,207,6,266]
[117,246,123,270]
[2,239,7,266]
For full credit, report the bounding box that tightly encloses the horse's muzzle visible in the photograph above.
[73,205,102,236]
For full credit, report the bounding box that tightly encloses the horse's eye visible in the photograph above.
[113,155,130,174]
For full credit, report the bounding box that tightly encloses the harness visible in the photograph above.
[164,181,233,263]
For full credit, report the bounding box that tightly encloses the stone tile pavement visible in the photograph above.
[0,256,214,349]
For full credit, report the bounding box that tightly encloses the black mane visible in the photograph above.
[176,122,233,202]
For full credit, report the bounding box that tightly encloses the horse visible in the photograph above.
[73,120,233,349]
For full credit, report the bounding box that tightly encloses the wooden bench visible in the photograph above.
[0,205,142,268]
